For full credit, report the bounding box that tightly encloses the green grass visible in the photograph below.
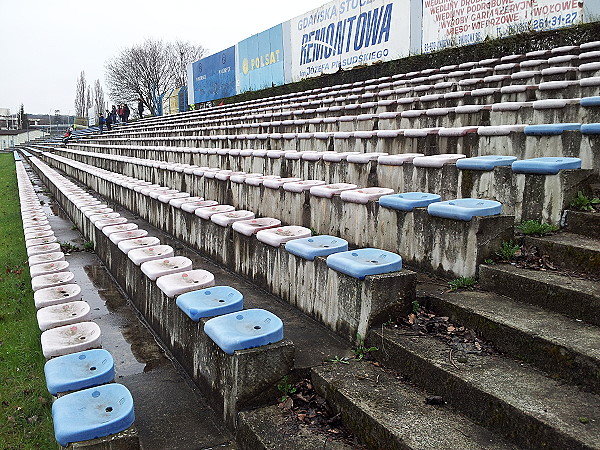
[516,220,559,236]
[448,276,477,291]
[496,240,521,261]
[0,154,54,449]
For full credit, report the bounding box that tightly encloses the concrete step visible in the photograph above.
[311,361,517,450]
[524,232,600,276]
[479,263,600,326]
[565,210,600,240]
[419,283,600,393]
[237,405,361,450]
[366,328,600,450]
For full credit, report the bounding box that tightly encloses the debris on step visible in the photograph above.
[397,308,499,356]
[277,379,366,448]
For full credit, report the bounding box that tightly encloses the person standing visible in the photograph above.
[111,105,117,125]
[105,110,112,131]
[118,104,124,123]
[123,104,130,124]
[98,113,105,133]
[137,99,144,119]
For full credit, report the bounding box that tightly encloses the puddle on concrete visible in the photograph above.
[83,263,167,375]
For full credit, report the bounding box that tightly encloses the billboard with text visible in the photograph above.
[191,46,236,103]
[422,0,582,53]
[237,24,285,93]
[288,0,411,81]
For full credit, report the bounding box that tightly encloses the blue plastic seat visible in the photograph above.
[52,383,134,446]
[511,157,581,174]
[524,123,581,136]
[581,97,600,107]
[284,235,348,260]
[427,198,502,221]
[204,308,284,355]
[44,349,114,395]
[456,155,517,171]
[581,124,600,135]
[379,192,442,211]
[176,286,243,321]
[326,248,402,280]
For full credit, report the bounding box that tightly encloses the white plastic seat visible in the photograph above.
[109,229,149,245]
[232,218,282,236]
[156,270,216,297]
[322,151,359,162]
[256,226,312,247]
[31,271,75,292]
[195,205,235,220]
[95,217,128,230]
[30,261,70,278]
[25,235,57,248]
[158,192,189,203]
[149,188,176,199]
[34,284,82,309]
[102,223,138,236]
[413,154,466,168]
[262,177,302,189]
[128,245,175,266]
[118,236,161,254]
[245,175,280,186]
[340,187,395,204]
[309,183,358,198]
[283,180,326,193]
[40,322,101,359]
[37,301,91,331]
[211,210,255,226]
[27,242,61,257]
[378,153,423,165]
[347,152,388,163]
[181,200,219,214]
[24,230,54,241]
[28,251,65,267]
[140,256,193,281]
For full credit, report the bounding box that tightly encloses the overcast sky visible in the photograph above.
[0,0,327,116]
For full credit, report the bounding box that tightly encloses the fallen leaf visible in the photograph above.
[281,397,293,410]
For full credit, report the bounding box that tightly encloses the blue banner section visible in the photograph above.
[237,24,285,93]
[191,46,236,103]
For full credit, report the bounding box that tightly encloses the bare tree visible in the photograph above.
[170,40,207,88]
[93,79,104,118]
[105,38,206,115]
[86,86,92,117]
[74,71,86,118]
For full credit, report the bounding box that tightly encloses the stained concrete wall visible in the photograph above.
[58,145,595,225]
[39,150,513,278]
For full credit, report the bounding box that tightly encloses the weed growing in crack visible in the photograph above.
[496,240,521,261]
[448,277,476,292]
[517,220,559,236]
[352,333,378,361]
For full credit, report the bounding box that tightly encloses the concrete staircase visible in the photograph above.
[242,206,600,449]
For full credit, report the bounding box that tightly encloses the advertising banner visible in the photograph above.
[169,88,181,114]
[237,24,285,93]
[191,46,237,103]
[88,106,97,126]
[288,0,411,81]
[422,0,582,53]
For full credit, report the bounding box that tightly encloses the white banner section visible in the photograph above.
[422,0,582,53]
[288,0,411,81]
